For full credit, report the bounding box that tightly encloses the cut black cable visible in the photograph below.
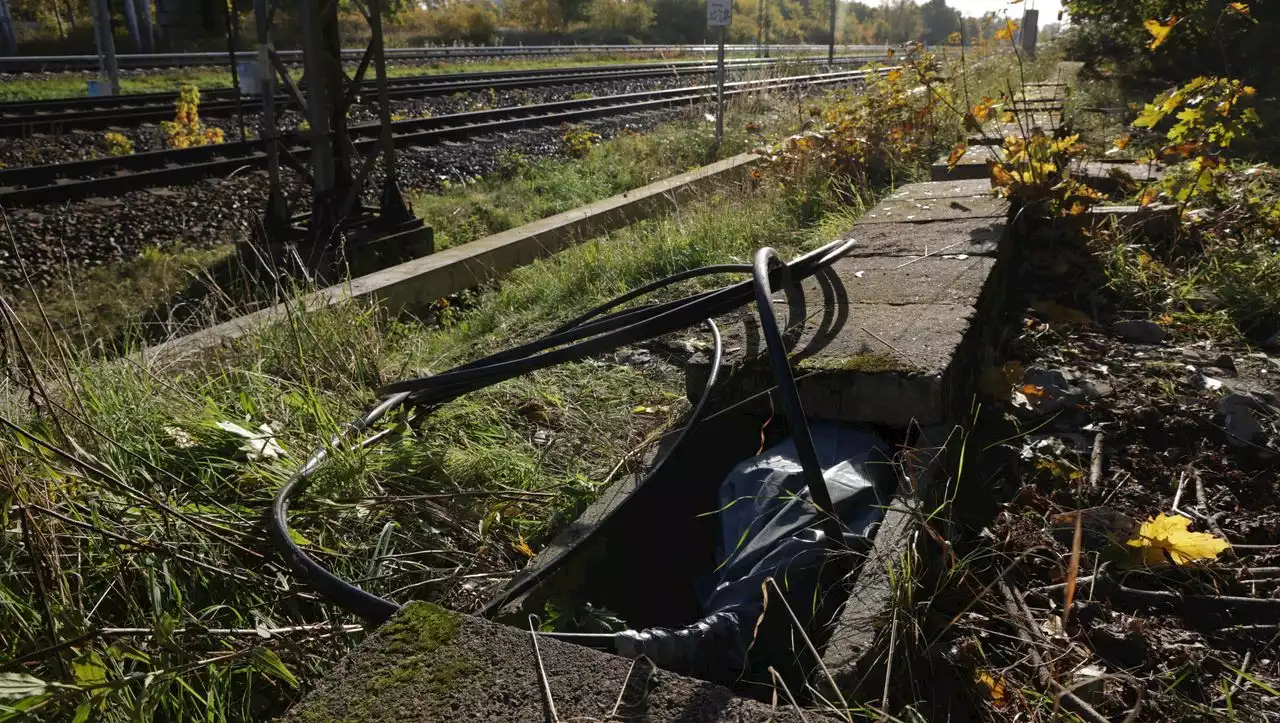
[269,240,850,629]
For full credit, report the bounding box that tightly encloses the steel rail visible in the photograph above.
[0,56,878,136]
[0,44,894,72]
[0,67,887,208]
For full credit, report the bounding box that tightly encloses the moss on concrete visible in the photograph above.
[291,602,478,723]
[797,352,919,374]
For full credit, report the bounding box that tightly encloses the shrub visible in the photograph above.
[583,0,655,42]
[103,131,134,156]
[429,1,499,44]
[561,126,602,157]
[160,85,224,150]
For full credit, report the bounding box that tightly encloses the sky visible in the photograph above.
[942,0,1066,27]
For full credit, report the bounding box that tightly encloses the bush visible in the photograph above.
[583,0,655,42]
[412,1,499,45]
[1062,0,1280,94]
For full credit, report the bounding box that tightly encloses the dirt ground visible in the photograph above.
[923,223,1280,721]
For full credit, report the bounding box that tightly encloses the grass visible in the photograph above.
[412,113,771,250]
[2,244,237,351]
[0,44,1032,721]
[0,164,882,720]
[2,89,794,351]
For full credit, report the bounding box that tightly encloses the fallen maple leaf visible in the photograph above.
[1144,17,1178,50]
[946,142,968,170]
[1126,513,1230,565]
[974,670,1007,707]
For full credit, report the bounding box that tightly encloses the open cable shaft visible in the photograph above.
[268,240,851,639]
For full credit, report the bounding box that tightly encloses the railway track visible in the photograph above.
[0,68,886,208]
[0,44,891,73]
[0,56,878,136]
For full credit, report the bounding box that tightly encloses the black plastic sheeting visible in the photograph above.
[614,421,898,678]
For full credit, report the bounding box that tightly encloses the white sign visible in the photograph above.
[707,0,731,27]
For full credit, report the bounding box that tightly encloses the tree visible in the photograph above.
[920,0,958,45]
[585,0,654,41]
[506,0,566,31]
[878,0,921,43]
[651,0,704,42]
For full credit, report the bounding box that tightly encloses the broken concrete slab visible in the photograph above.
[285,602,817,723]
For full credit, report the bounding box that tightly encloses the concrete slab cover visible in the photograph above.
[285,602,821,722]
[839,217,1005,258]
[684,181,1009,427]
[858,192,1005,224]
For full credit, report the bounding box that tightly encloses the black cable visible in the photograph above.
[749,247,842,543]
[268,240,851,629]
[478,318,724,619]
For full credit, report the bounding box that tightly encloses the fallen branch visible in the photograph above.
[996,579,1117,723]
[1089,432,1104,488]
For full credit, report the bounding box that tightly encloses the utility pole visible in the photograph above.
[707,0,731,153]
[755,0,763,58]
[90,0,120,94]
[0,0,16,57]
[827,0,836,65]
[253,0,288,242]
[134,0,153,53]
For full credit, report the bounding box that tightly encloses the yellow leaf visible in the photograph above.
[1126,513,1230,565]
[975,670,1007,706]
[1144,17,1178,50]
[1228,2,1250,14]
[989,162,1014,189]
[886,48,895,58]
[1031,299,1093,324]
[947,31,963,44]
[513,536,535,558]
[946,142,968,170]
[1137,186,1159,206]
[995,19,1019,42]
[886,69,903,83]
[1112,133,1132,151]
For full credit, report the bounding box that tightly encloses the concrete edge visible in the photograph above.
[139,150,763,368]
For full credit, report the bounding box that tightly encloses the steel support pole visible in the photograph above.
[367,0,410,224]
[133,0,153,53]
[122,0,141,52]
[0,0,16,56]
[714,25,725,154]
[254,0,288,242]
[827,0,836,66]
[299,0,344,257]
[755,0,763,59]
[90,0,120,94]
[225,0,245,141]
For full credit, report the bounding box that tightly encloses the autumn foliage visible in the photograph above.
[160,86,224,150]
